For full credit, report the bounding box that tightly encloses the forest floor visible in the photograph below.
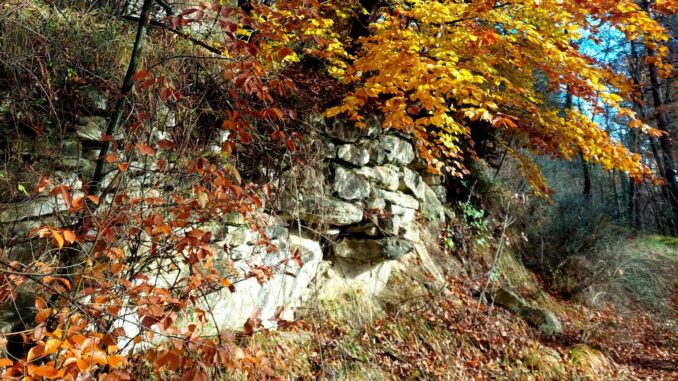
[246,235,677,381]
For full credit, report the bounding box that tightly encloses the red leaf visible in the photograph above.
[133,69,150,82]
[286,138,297,152]
[142,78,157,89]
[156,139,175,149]
[35,176,52,193]
[160,87,173,102]
[50,184,72,208]
[181,7,198,16]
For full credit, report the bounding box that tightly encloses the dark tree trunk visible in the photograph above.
[563,91,593,203]
[89,0,155,195]
[580,152,593,203]
[647,47,678,235]
[640,0,678,235]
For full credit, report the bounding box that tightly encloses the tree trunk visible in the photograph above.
[647,47,678,235]
[564,91,593,203]
[89,0,155,196]
[580,152,593,203]
[640,0,678,235]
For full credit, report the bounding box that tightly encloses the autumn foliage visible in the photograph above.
[0,0,674,380]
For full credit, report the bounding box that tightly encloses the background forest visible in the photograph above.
[0,0,676,380]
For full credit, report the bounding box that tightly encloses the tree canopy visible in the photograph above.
[184,0,673,194]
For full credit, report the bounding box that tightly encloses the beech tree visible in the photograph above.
[0,0,675,380]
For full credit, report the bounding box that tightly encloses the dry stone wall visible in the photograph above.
[204,116,451,329]
[0,114,452,334]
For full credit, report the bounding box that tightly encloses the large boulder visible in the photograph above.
[0,291,35,334]
[489,288,563,336]
[363,197,387,211]
[0,198,69,223]
[334,237,414,262]
[86,90,109,113]
[314,258,393,299]
[60,140,81,159]
[522,307,563,336]
[430,184,448,203]
[345,222,380,237]
[206,233,324,330]
[387,204,416,224]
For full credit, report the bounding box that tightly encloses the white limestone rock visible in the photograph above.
[334,166,372,201]
[336,144,370,166]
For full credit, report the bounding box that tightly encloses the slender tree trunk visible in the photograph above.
[611,171,622,217]
[647,48,678,235]
[90,0,155,196]
[640,0,678,235]
[564,92,593,203]
[580,152,593,203]
[627,127,642,228]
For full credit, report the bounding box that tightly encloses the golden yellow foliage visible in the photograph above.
[317,0,670,191]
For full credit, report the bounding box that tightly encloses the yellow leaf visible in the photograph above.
[51,230,64,249]
[44,338,62,355]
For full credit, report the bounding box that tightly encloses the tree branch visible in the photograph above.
[121,15,223,55]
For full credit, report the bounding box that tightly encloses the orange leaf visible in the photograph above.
[76,358,90,372]
[35,296,47,310]
[27,343,45,362]
[28,364,60,379]
[35,308,52,323]
[62,230,76,244]
[105,153,118,163]
[29,226,52,239]
[57,278,71,291]
[50,184,72,208]
[87,195,100,205]
[136,143,155,156]
[35,176,52,193]
[286,138,297,152]
[71,196,85,211]
[111,263,124,275]
[0,358,12,367]
[108,355,126,369]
